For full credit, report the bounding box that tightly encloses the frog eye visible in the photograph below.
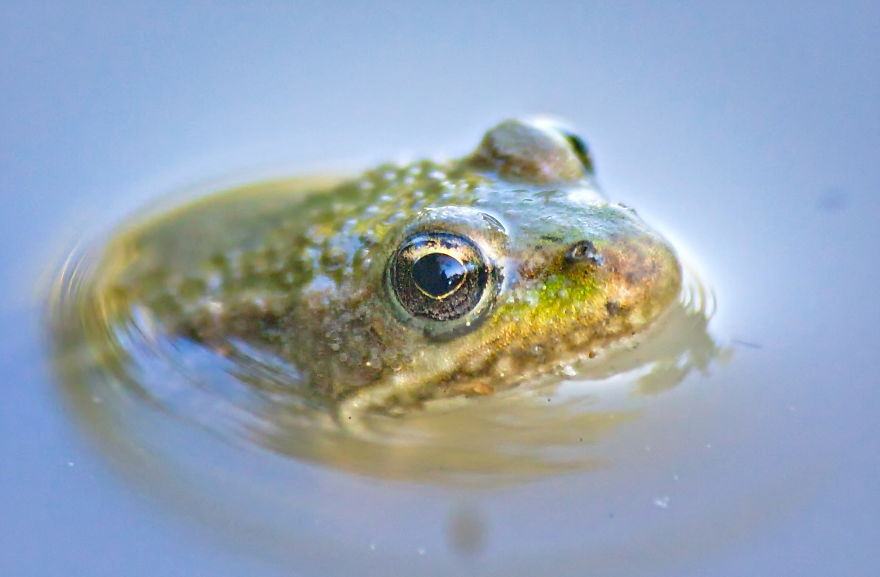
[387,233,492,325]
[558,130,595,174]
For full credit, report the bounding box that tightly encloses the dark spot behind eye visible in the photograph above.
[560,131,595,174]
[565,240,603,266]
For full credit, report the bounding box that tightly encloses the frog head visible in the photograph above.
[346,119,682,413]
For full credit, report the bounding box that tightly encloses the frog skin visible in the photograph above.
[109,118,682,420]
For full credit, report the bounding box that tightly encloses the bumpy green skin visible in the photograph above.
[112,119,682,415]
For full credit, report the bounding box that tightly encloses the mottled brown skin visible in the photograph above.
[106,119,682,419]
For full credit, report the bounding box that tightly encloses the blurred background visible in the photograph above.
[1,2,878,576]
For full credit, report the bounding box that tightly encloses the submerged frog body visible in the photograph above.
[110,119,682,418]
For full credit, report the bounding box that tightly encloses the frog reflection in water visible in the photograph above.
[118,119,682,422]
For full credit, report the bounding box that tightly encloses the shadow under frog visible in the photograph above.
[50,118,724,484]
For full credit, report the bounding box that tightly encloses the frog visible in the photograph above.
[107,118,682,423]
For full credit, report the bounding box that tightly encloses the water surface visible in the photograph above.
[3,2,879,576]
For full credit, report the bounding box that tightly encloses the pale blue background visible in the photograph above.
[2,2,878,576]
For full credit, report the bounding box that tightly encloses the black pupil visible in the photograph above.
[411,253,466,298]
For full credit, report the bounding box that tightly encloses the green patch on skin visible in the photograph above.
[492,274,603,340]
[539,273,602,313]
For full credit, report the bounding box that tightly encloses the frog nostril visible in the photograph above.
[564,240,603,266]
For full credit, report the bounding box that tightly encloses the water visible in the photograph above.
[3,2,879,576]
